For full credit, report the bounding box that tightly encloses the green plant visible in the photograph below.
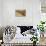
[31,36,38,42]
[31,35,38,46]
[37,21,45,32]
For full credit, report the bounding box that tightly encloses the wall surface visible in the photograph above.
[1,0,41,27]
[0,0,2,25]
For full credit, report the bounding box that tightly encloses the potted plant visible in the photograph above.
[31,35,38,46]
[37,21,45,37]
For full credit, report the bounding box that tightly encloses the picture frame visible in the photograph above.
[16,9,26,17]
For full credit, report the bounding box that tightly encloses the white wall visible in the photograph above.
[32,0,41,27]
[0,0,2,26]
[1,0,41,26]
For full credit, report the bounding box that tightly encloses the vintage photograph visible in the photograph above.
[16,10,26,17]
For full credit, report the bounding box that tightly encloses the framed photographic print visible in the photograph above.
[16,10,26,17]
